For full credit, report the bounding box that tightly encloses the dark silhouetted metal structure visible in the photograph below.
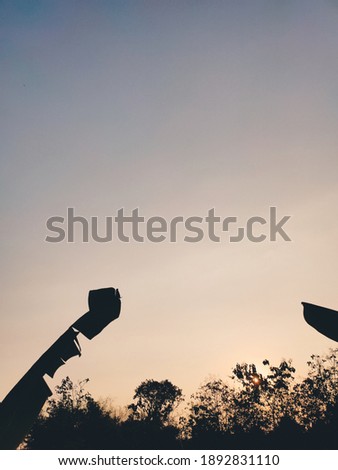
[303,302,338,342]
[0,287,121,449]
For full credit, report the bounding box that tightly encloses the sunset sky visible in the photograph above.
[1,0,338,408]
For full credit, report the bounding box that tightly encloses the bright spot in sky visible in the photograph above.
[252,376,260,385]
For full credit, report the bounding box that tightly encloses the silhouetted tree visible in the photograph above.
[128,379,183,427]
[262,359,295,430]
[186,379,232,437]
[24,377,121,449]
[231,363,267,432]
[21,350,338,450]
[292,349,338,430]
[124,379,183,449]
[231,359,296,433]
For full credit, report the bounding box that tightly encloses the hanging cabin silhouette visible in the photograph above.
[0,287,121,450]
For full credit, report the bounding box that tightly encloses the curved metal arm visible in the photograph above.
[0,287,121,449]
[303,302,338,342]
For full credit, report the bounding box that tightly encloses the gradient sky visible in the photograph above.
[1,0,338,408]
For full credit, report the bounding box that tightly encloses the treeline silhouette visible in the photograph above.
[22,349,338,449]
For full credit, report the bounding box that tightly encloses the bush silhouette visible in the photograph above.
[23,350,338,449]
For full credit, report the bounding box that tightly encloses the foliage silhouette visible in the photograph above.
[24,377,122,449]
[23,350,338,450]
[186,379,232,436]
[127,379,183,427]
